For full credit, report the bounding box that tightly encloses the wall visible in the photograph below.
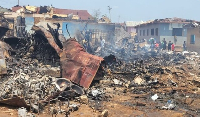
[159,23,187,45]
[187,27,200,53]
[62,21,115,45]
[25,17,34,33]
[136,23,160,43]
[136,22,187,44]
[160,36,187,45]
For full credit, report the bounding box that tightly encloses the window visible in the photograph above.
[172,28,182,36]
[151,29,154,36]
[190,35,195,44]
[155,28,158,36]
[147,29,149,36]
[143,30,145,36]
[140,30,142,36]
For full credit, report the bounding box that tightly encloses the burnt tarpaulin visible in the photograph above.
[60,38,103,88]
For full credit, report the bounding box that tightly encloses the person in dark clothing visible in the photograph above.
[168,41,172,51]
[162,38,167,50]
[183,41,187,51]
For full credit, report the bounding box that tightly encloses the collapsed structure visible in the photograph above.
[1,5,200,117]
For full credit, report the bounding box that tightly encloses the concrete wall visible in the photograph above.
[62,22,115,43]
[187,27,200,53]
[137,23,187,44]
[136,23,160,43]
[160,36,187,45]
[25,17,34,33]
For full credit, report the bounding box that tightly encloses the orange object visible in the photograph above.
[155,43,159,48]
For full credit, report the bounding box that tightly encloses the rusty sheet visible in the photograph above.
[32,25,104,88]
[0,96,28,107]
[60,38,103,88]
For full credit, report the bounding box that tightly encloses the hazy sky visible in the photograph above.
[1,0,200,22]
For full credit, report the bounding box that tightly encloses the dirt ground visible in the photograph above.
[1,83,199,117]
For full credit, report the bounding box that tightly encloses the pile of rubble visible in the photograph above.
[0,21,200,117]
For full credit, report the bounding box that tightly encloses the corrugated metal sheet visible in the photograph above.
[61,38,103,88]
[33,26,103,88]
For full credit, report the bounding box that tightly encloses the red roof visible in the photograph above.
[53,8,92,20]
[12,6,22,12]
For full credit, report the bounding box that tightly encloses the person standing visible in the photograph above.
[168,41,172,51]
[100,36,105,55]
[174,35,177,45]
[183,41,187,51]
[171,43,175,51]
[163,38,167,50]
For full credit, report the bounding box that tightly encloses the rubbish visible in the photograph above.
[79,95,89,104]
[55,78,71,91]
[32,25,104,88]
[113,79,123,85]
[133,77,145,85]
[71,84,84,96]
[18,107,27,117]
[69,104,80,112]
[151,94,159,101]
[101,109,108,117]
[88,89,104,100]
[162,100,176,110]
[18,107,35,117]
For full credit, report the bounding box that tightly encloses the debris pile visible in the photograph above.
[0,20,200,116]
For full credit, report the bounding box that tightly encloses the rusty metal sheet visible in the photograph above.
[60,38,103,88]
[33,25,103,88]
[0,96,28,107]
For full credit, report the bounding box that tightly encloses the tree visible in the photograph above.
[92,9,101,21]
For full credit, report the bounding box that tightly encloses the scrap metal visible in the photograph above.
[32,24,103,88]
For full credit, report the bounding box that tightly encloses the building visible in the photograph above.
[185,22,200,53]
[125,21,143,38]
[11,6,93,20]
[135,18,195,45]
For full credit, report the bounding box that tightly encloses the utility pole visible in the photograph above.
[108,6,112,22]
[18,0,19,6]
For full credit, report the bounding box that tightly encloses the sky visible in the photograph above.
[1,0,200,23]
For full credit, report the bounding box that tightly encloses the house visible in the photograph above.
[125,21,143,38]
[11,6,93,20]
[135,18,195,45]
[185,22,200,53]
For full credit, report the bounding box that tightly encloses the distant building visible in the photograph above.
[125,21,143,38]
[185,22,200,53]
[0,6,11,13]
[11,6,93,20]
[135,18,195,45]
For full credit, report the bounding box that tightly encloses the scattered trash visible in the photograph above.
[151,94,159,101]
[162,100,176,110]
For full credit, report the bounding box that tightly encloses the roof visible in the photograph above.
[12,6,22,12]
[125,21,144,27]
[53,8,92,20]
[135,18,196,27]
[183,22,200,28]
[0,6,11,12]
